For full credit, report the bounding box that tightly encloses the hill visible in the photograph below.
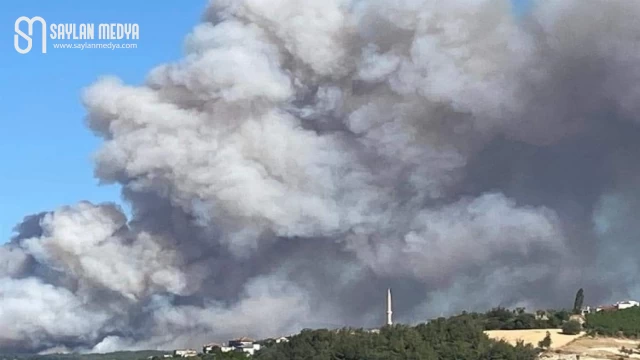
[0,307,575,360]
[254,313,540,360]
[0,351,168,360]
[585,306,640,337]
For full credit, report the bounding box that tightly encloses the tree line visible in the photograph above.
[254,313,540,360]
[143,288,640,359]
[477,307,571,330]
[252,289,594,359]
[585,306,640,338]
[16,288,640,360]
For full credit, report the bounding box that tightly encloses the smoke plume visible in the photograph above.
[4,0,640,353]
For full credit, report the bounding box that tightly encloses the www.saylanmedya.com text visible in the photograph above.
[52,42,137,50]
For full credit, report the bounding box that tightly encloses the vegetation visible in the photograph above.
[254,313,541,360]
[620,346,637,355]
[573,288,585,314]
[0,351,247,360]
[561,320,582,335]
[199,353,247,360]
[538,331,552,349]
[0,351,168,360]
[0,306,585,360]
[479,307,569,330]
[585,306,640,337]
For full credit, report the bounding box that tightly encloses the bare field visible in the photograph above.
[485,332,640,360]
[484,329,584,349]
[545,336,640,360]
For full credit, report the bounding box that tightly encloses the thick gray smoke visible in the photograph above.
[4,0,640,353]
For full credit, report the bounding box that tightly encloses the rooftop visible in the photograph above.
[232,337,255,342]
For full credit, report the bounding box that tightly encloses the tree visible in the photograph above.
[538,331,552,349]
[254,313,539,360]
[562,320,582,335]
[573,288,585,314]
[585,306,640,337]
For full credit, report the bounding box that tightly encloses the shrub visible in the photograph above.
[538,331,552,349]
[562,320,582,335]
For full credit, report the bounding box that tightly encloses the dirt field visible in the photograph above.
[545,336,640,360]
[484,330,640,360]
[484,329,584,349]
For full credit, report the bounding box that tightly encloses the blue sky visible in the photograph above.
[0,0,206,242]
[0,0,531,243]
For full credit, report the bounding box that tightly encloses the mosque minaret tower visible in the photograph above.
[386,288,393,326]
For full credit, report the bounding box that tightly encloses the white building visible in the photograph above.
[203,343,222,353]
[275,337,289,344]
[205,337,261,356]
[203,343,235,353]
[594,300,639,312]
[616,300,640,310]
[173,349,198,358]
[228,338,261,355]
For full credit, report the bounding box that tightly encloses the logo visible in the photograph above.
[14,16,47,54]
[14,17,140,54]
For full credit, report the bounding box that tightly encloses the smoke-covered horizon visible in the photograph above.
[4,0,640,353]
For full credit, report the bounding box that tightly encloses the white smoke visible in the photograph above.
[3,0,640,352]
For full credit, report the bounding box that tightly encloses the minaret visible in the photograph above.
[386,288,393,326]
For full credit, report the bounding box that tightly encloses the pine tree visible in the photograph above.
[573,288,585,314]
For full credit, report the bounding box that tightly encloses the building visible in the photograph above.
[596,304,617,312]
[230,338,261,355]
[275,337,289,344]
[228,337,261,355]
[595,300,639,312]
[579,306,592,315]
[173,350,198,358]
[386,288,393,326]
[203,343,222,354]
[205,337,262,356]
[228,337,255,348]
[616,300,639,310]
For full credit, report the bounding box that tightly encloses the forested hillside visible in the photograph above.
[586,306,640,337]
[254,313,540,360]
[0,307,575,360]
[477,307,570,330]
